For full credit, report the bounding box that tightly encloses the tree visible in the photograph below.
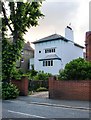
[2,1,44,82]
[58,58,91,80]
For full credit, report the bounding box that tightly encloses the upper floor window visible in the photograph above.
[39,51,41,53]
[45,48,55,53]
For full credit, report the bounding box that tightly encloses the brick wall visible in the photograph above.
[49,77,91,101]
[85,31,91,62]
[11,76,28,96]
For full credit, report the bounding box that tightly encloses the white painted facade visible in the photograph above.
[31,26,84,75]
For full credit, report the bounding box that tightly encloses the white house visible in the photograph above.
[31,26,84,75]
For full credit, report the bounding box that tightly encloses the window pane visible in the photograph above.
[52,49,53,52]
[43,61,46,66]
[51,60,53,66]
[46,61,47,66]
[43,61,45,66]
[48,61,50,66]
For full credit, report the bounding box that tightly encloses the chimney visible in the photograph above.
[27,41,30,46]
[65,26,74,42]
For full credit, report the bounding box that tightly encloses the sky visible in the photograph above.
[24,0,90,48]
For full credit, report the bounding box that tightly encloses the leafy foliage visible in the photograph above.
[2,82,19,100]
[33,71,52,81]
[2,1,44,82]
[36,87,48,92]
[58,58,91,80]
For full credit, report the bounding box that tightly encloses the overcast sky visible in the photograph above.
[24,0,90,48]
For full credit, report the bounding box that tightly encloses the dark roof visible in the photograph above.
[32,33,84,49]
[32,34,68,44]
[23,42,34,51]
[39,54,61,61]
[74,43,84,49]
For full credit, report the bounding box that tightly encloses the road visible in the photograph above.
[2,99,90,119]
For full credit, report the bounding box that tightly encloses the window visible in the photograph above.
[43,61,46,66]
[46,61,47,66]
[43,60,53,66]
[45,48,55,53]
[39,51,41,53]
[51,60,53,66]
[48,61,50,66]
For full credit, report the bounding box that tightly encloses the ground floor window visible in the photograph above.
[43,60,53,66]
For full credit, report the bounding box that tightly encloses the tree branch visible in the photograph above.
[2,2,14,33]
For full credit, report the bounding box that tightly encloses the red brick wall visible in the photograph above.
[11,77,28,96]
[49,77,91,101]
[85,31,91,62]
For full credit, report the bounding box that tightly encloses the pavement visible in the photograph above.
[16,91,91,111]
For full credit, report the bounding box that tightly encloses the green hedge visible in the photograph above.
[2,82,20,100]
[58,58,91,80]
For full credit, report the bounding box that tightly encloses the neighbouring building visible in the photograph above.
[85,31,91,62]
[16,41,34,73]
[32,26,84,75]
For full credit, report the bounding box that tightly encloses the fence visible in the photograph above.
[28,80,48,91]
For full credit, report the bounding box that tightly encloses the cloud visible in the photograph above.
[24,1,89,47]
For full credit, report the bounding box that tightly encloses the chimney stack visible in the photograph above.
[65,25,74,42]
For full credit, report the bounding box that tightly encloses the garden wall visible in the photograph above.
[49,77,91,101]
[11,76,28,96]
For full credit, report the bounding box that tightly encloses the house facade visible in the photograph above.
[16,41,34,73]
[32,26,84,75]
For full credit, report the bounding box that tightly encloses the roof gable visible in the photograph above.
[23,42,34,51]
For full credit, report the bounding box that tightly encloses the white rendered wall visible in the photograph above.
[29,58,34,69]
[34,39,83,75]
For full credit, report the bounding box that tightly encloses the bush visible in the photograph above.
[23,69,38,80]
[12,69,23,80]
[58,58,91,80]
[36,87,48,92]
[33,71,52,81]
[2,82,20,100]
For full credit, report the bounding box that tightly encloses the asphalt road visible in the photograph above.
[2,99,90,119]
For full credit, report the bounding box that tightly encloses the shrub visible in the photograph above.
[2,82,20,100]
[58,58,91,80]
[33,71,52,81]
[24,69,38,80]
[11,69,23,80]
[36,87,48,92]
